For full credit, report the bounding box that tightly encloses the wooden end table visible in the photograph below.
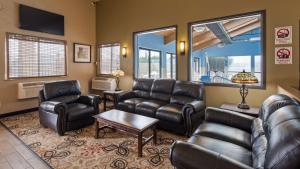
[220,103,259,117]
[103,90,124,111]
[93,109,159,157]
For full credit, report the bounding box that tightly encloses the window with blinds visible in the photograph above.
[98,43,120,74]
[6,33,66,79]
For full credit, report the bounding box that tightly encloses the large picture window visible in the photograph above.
[6,33,66,79]
[138,48,161,79]
[98,43,120,75]
[134,26,177,79]
[189,11,265,88]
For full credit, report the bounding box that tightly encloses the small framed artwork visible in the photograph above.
[74,43,91,63]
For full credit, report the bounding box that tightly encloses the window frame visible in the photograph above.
[166,52,176,79]
[5,32,67,80]
[138,47,162,79]
[187,10,266,89]
[97,42,121,76]
[133,25,178,80]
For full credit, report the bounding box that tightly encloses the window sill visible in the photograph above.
[195,81,266,90]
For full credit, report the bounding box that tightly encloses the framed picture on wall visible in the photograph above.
[74,43,91,63]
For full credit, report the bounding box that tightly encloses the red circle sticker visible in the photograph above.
[277,28,290,38]
[276,48,290,59]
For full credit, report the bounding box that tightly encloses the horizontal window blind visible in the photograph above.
[6,33,66,78]
[98,43,120,74]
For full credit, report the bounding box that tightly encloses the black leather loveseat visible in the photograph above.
[38,80,101,136]
[170,94,300,169]
[115,79,206,136]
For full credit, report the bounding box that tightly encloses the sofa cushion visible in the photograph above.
[265,114,300,169]
[43,80,81,101]
[170,81,205,105]
[115,98,146,113]
[266,105,300,138]
[156,104,183,123]
[135,100,167,117]
[193,122,251,149]
[150,79,175,102]
[252,135,267,169]
[251,118,264,143]
[188,135,252,166]
[132,79,154,99]
[67,103,94,121]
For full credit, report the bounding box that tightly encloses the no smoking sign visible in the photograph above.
[275,47,292,64]
[275,26,292,45]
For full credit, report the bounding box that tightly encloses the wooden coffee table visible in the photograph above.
[93,109,159,157]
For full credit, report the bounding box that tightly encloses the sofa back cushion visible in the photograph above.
[170,81,205,105]
[259,94,299,131]
[150,79,175,102]
[264,105,300,169]
[43,80,81,101]
[132,79,154,99]
[266,105,300,139]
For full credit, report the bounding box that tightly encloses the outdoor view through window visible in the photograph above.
[190,12,264,87]
[134,27,177,79]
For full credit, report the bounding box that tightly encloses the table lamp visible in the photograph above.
[112,69,125,91]
[231,70,258,109]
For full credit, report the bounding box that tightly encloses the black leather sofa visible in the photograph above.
[115,79,206,136]
[38,80,101,136]
[169,94,300,169]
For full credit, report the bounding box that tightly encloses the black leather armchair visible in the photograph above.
[39,80,101,136]
[115,79,206,136]
[170,94,300,169]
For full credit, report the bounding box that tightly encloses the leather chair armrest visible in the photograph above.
[39,101,67,136]
[116,91,135,102]
[205,107,255,132]
[183,100,206,113]
[169,141,252,169]
[78,95,101,114]
[39,101,67,114]
[182,100,206,136]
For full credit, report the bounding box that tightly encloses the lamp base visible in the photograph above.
[238,103,250,109]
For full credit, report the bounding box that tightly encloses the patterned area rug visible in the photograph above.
[0,112,185,169]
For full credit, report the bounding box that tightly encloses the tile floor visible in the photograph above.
[0,124,50,169]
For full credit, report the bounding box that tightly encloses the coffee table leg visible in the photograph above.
[94,121,99,139]
[153,125,157,145]
[138,132,142,157]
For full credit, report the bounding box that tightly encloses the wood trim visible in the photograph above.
[187,10,266,89]
[0,107,38,118]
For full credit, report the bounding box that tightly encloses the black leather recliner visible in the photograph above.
[115,78,206,136]
[38,80,101,136]
[169,94,300,169]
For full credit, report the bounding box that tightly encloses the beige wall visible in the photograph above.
[96,0,299,107]
[0,0,96,113]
